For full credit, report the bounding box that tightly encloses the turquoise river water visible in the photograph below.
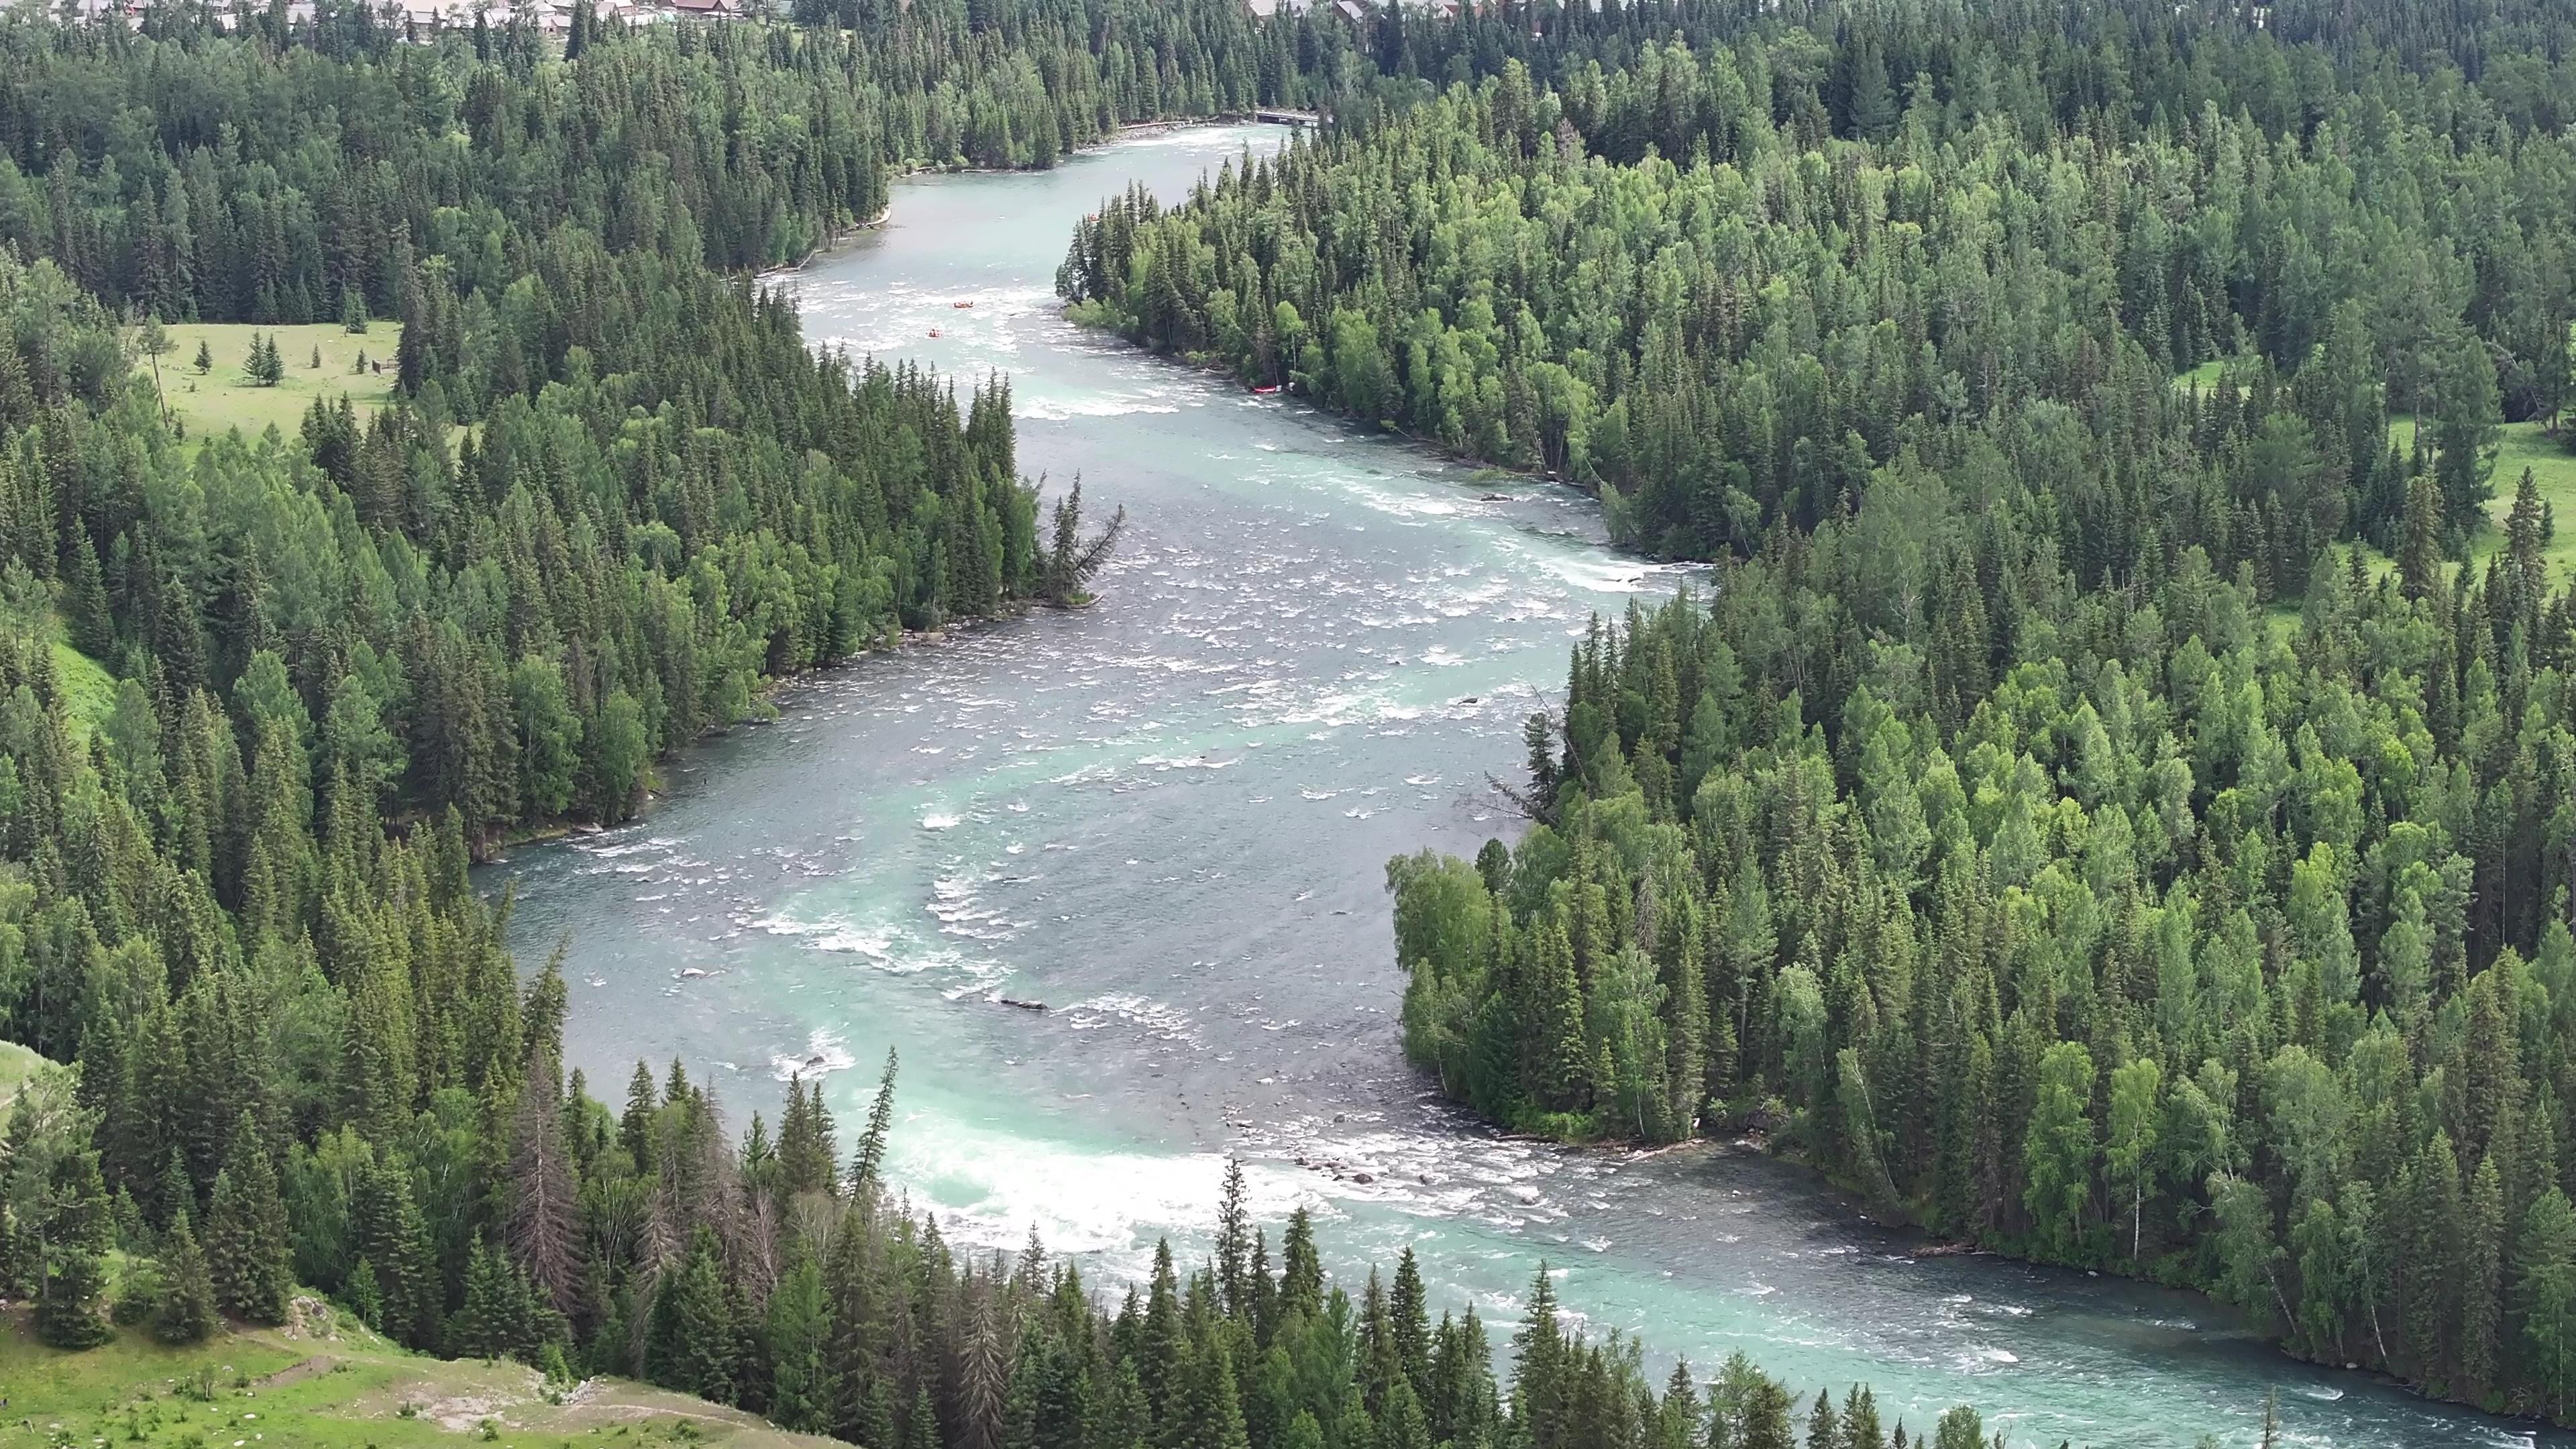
[497,124,2563,1449]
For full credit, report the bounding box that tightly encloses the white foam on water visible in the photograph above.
[577,835,683,858]
[770,1029,857,1081]
[884,1118,1314,1269]
[1062,993,1201,1046]
[1352,485,1460,519]
[1015,392,1184,422]
[922,812,962,830]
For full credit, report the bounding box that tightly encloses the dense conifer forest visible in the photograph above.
[0,3,2036,1446]
[0,0,2562,1437]
[1234,0,2576,1428]
[1063,3,2573,562]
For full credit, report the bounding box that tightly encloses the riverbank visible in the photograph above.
[477,606,1046,861]
[1057,300,1597,516]
[773,111,1307,278]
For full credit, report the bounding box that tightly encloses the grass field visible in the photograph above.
[2173,356,2241,391]
[146,321,404,442]
[48,635,115,737]
[2487,419,2576,581]
[2384,416,2576,584]
[2174,352,2576,620]
[0,1300,839,1449]
[0,1040,50,1113]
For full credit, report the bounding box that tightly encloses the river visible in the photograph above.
[496,124,2556,1449]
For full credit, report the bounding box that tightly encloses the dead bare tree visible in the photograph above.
[504,1054,586,1316]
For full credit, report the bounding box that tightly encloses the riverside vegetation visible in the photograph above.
[0,3,2061,1449]
[1110,0,2576,1430]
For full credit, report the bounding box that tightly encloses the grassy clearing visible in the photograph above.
[0,1040,51,1112]
[2173,358,2576,609]
[146,321,403,443]
[48,634,115,737]
[0,1299,839,1449]
[2172,356,2243,392]
[2487,419,2576,582]
[2387,416,2576,585]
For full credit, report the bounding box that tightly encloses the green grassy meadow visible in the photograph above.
[0,1041,48,1114]
[2178,354,2576,637]
[0,1301,839,1449]
[46,637,115,737]
[2384,415,2576,583]
[145,322,404,443]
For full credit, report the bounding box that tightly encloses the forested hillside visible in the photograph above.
[0,0,1366,313]
[1312,0,2576,1429]
[1063,3,2573,564]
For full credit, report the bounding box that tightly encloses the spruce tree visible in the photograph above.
[154,1207,219,1344]
[2461,1155,2506,1401]
[849,1047,898,1197]
[64,534,113,657]
[620,1061,658,1171]
[36,1150,114,1349]
[763,1248,835,1433]
[2400,472,2446,601]
[450,1237,531,1361]
[1279,1207,1323,1322]
[1216,1156,1252,1318]
[646,1226,737,1403]
[350,1157,440,1349]
[205,1116,292,1324]
[1806,1390,1840,1449]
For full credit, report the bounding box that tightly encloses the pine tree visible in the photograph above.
[2400,471,2445,601]
[646,1226,737,1403]
[205,1116,292,1324]
[2460,1155,2506,1401]
[451,1236,532,1361]
[620,1060,658,1171]
[36,1151,115,1349]
[849,1047,898,1197]
[350,1156,441,1350]
[1216,1156,1252,1318]
[154,1207,219,1344]
[64,533,113,657]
